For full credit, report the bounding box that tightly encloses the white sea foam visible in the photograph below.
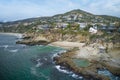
[3,45,9,49]
[53,49,84,79]
[55,65,83,79]
[36,59,43,67]
[16,34,23,39]
[9,49,18,53]
[57,49,67,54]
[36,62,42,67]
[20,44,26,47]
[44,57,47,61]
[36,59,41,62]
[52,53,59,58]
[55,65,71,74]
[52,49,67,58]
[71,74,83,79]
[71,74,78,78]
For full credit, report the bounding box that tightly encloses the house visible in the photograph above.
[89,27,98,34]
[98,26,117,32]
[37,24,50,30]
[56,23,68,29]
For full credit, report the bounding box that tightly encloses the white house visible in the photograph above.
[89,27,98,34]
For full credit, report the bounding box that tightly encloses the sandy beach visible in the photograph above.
[50,41,99,59]
[50,41,100,59]
[50,41,85,49]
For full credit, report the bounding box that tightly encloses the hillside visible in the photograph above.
[52,9,120,23]
[0,9,120,33]
[99,15,120,22]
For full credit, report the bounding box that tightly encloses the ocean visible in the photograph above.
[0,34,83,80]
[0,34,119,80]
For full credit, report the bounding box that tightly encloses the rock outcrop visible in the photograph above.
[53,42,120,80]
[16,33,50,45]
[53,48,111,80]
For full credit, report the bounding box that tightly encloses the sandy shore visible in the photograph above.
[0,32,23,38]
[50,41,100,59]
[50,41,85,49]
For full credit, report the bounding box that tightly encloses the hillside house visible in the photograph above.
[37,24,51,30]
[89,27,98,34]
[98,26,117,33]
[78,23,87,28]
[56,23,68,29]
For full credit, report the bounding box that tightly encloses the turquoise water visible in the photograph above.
[0,34,119,80]
[73,59,89,67]
[0,34,81,80]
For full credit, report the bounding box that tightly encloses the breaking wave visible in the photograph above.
[55,65,71,74]
[0,45,9,49]
[52,49,66,58]
[55,65,83,79]
[35,59,43,67]
[9,49,18,53]
[36,62,43,67]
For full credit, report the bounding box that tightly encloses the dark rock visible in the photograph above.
[102,62,120,76]
[16,40,50,45]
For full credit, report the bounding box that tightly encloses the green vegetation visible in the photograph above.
[59,23,89,36]
[99,15,120,22]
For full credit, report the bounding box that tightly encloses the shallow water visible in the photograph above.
[73,59,89,67]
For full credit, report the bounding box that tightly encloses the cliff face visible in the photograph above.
[17,29,120,50]
[18,30,89,45]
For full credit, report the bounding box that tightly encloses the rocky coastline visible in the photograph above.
[15,33,120,80]
[52,42,120,80]
[53,49,108,80]
[16,33,50,45]
[16,39,50,45]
